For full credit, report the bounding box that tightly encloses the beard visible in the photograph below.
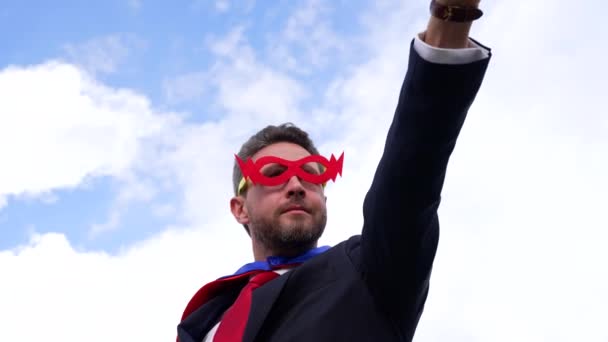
[248,204,327,258]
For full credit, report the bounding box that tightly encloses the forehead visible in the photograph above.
[252,142,311,162]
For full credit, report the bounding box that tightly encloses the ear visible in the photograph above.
[230,196,250,225]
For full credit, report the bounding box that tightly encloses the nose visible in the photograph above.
[285,175,305,198]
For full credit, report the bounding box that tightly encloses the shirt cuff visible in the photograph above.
[414,32,490,65]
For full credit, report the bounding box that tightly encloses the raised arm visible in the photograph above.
[358,1,490,338]
[425,0,480,49]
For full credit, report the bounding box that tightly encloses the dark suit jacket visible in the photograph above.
[178,41,491,342]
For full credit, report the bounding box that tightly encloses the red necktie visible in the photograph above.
[213,271,279,342]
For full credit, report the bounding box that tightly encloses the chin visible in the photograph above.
[280,217,313,232]
[250,211,327,255]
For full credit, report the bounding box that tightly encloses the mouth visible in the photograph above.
[282,205,309,214]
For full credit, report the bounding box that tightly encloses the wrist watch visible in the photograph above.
[430,0,483,22]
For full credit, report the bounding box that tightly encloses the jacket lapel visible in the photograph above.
[177,286,242,342]
[242,273,290,342]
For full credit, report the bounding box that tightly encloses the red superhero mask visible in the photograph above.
[235,152,344,193]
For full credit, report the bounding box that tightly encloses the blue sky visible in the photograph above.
[0,0,372,252]
[1,1,608,341]
[1,0,370,108]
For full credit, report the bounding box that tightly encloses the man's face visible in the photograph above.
[236,142,328,257]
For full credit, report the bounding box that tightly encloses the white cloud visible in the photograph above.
[267,0,348,74]
[88,176,158,237]
[0,61,169,206]
[62,34,145,76]
[191,0,255,13]
[89,210,122,237]
[0,223,252,342]
[215,0,229,12]
[2,0,608,341]
[128,0,142,11]
[163,70,209,104]
[165,26,308,125]
[152,203,177,218]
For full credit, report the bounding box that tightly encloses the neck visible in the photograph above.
[252,239,318,261]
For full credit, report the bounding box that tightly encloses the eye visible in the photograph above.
[301,162,323,175]
[262,164,287,177]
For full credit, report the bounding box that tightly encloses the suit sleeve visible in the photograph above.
[358,40,491,333]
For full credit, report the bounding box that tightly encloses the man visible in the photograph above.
[178,1,491,341]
